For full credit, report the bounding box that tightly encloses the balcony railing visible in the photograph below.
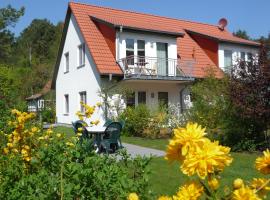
[117,55,194,80]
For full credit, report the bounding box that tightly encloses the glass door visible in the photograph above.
[156,42,168,76]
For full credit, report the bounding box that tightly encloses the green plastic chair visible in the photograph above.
[101,122,122,153]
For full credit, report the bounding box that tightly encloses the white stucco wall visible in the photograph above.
[218,43,258,71]
[55,14,103,124]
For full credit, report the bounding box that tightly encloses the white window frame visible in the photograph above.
[64,94,69,115]
[64,52,69,73]
[78,43,85,68]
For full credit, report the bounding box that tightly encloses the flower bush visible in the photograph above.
[129,122,270,200]
[0,109,152,199]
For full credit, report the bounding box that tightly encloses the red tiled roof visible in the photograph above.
[68,2,259,78]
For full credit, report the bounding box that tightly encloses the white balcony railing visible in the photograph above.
[117,55,194,80]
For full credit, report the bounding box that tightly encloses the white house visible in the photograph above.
[52,2,259,125]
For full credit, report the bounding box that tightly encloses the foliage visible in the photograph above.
[132,122,270,200]
[41,108,55,123]
[119,104,151,137]
[228,48,270,151]
[0,110,152,199]
[0,5,24,63]
[189,71,230,138]
[233,29,250,40]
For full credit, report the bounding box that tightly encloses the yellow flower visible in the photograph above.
[3,147,9,154]
[78,127,83,132]
[234,178,244,189]
[31,127,39,133]
[232,185,261,200]
[7,142,13,148]
[24,156,31,162]
[66,142,75,147]
[255,149,270,175]
[250,178,270,198]
[173,182,204,200]
[127,193,139,200]
[77,132,82,137]
[181,140,232,179]
[56,133,62,138]
[165,139,185,162]
[23,145,30,150]
[96,102,102,107]
[208,177,219,190]
[91,120,100,126]
[158,196,172,200]
[166,123,208,163]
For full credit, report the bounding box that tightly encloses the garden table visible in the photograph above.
[85,126,106,152]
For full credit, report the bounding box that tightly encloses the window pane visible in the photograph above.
[126,39,134,50]
[137,40,145,51]
[65,52,69,72]
[158,92,168,108]
[126,92,135,107]
[224,50,232,71]
[78,44,85,66]
[241,52,245,60]
[138,91,146,104]
[64,95,69,114]
[79,91,87,113]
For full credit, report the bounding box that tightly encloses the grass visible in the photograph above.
[54,126,268,197]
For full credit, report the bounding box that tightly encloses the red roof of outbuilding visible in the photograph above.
[59,2,260,79]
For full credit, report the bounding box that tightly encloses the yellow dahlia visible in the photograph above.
[255,149,270,175]
[232,186,261,200]
[173,182,204,200]
[250,178,270,198]
[127,193,139,200]
[165,122,208,162]
[181,140,232,179]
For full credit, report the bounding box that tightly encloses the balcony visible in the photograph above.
[117,55,194,81]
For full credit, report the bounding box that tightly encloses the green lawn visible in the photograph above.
[53,126,267,198]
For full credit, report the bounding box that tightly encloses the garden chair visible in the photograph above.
[101,122,123,153]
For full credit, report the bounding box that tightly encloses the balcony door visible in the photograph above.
[156,42,168,76]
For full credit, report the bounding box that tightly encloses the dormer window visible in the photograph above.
[78,43,85,67]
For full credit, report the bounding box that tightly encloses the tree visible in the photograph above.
[0,5,24,63]
[229,46,270,149]
[17,19,57,66]
[233,29,250,40]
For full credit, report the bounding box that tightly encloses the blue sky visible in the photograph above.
[1,0,270,39]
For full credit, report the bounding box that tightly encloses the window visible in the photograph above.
[247,52,253,61]
[79,91,87,113]
[64,94,69,114]
[138,91,146,104]
[158,92,168,108]
[64,52,69,72]
[137,40,145,64]
[240,52,245,61]
[126,39,134,65]
[126,92,135,107]
[224,50,232,72]
[78,43,85,67]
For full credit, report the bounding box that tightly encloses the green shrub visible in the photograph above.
[41,108,55,123]
[119,104,151,137]
[0,110,152,199]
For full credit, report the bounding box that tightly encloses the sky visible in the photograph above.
[1,0,270,39]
